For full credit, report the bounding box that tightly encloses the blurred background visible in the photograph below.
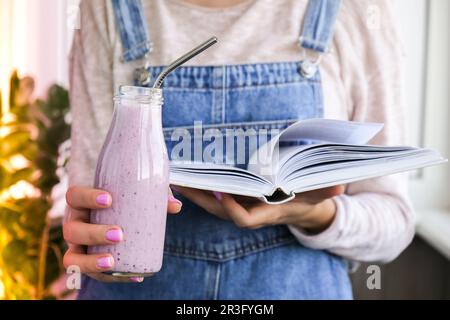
[0,0,448,299]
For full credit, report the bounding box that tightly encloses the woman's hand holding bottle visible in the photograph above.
[63,186,182,283]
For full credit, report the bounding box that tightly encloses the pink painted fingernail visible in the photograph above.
[168,195,182,206]
[96,193,111,206]
[130,277,144,283]
[97,256,114,269]
[213,191,222,201]
[106,228,123,242]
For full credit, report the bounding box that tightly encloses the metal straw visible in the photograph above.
[152,36,218,89]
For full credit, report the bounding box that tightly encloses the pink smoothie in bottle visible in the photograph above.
[88,86,169,277]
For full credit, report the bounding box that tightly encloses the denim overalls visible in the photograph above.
[78,0,352,300]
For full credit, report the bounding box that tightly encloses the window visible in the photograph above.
[397,0,450,258]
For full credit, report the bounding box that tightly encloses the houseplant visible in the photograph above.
[0,72,70,299]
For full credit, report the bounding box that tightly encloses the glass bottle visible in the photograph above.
[88,85,169,277]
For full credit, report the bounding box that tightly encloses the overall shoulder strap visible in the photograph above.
[300,0,341,53]
[111,0,152,62]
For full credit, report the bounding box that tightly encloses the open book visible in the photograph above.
[169,119,446,204]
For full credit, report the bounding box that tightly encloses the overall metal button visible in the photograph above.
[299,60,318,79]
[134,67,151,86]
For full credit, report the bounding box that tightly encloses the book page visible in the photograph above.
[279,119,383,144]
[248,119,384,177]
[280,149,446,194]
[169,162,275,197]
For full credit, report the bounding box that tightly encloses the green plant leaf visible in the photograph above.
[21,143,39,161]
[37,174,60,195]
[19,198,49,233]
[35,154,56,173]
[0,165,6,190]
[8,71,20,112]
[0,130,32,158]
[1,239,38,285]
[1,73,71,299]
[44,245,62,288]
[6,167,35,188]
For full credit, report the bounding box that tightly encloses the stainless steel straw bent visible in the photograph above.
[152,36,218,89]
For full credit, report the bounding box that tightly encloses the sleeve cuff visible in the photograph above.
[287,197,345,250]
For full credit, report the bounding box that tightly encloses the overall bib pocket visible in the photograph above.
[147,63,323,167]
